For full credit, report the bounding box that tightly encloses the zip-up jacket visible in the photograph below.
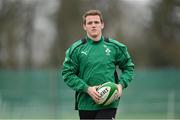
[62,36,135,110]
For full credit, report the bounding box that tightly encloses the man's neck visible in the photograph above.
[87,34,102,41]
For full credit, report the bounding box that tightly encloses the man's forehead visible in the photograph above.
[86,15,101,21]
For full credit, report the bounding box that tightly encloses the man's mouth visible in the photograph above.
[91,29,96,32]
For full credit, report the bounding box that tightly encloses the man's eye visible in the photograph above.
[87,21,100,25]
[87,22,93,25]
[94,21,100,24]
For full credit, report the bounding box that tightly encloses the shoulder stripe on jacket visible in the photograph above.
[70,38,87,58]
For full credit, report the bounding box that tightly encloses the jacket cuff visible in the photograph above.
[83,84,89,93]
[118,80,126,89]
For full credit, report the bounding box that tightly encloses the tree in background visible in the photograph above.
[51,0,83,67]
[0,0,36,69]
[149,0,180,67]
[0,0,179,68]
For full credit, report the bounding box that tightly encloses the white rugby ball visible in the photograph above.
[96,82,118,106]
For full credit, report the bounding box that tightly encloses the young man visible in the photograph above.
[62,10,134,119]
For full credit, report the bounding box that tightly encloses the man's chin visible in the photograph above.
[90,34,98,38]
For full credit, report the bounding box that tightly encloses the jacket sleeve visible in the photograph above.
[116,45,135,89]
[61,47,89,92]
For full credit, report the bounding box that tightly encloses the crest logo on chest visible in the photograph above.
[104,45,111,55]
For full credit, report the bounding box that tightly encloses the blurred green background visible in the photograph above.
[0,0,180,119]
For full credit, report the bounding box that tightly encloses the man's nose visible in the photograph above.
[92,22,96,26]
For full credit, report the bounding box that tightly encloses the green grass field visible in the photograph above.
[0,69,179,119]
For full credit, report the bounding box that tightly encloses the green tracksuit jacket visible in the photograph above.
[62,36,134,110]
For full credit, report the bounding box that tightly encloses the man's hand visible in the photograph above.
[115,84,123,100]
[87,86,101,103]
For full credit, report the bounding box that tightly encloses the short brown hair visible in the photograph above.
[82,10,104,24]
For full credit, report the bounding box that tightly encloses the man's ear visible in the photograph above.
[83,24,86,31]
[101,22,104,29]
